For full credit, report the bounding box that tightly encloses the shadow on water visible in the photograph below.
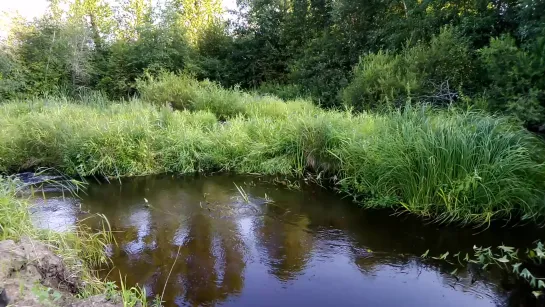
[32,174,545,307]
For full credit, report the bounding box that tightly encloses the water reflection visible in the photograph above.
[32,174,545,306]
[31,196,79,231]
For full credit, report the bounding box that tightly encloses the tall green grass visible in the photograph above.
[337,108,545,224]
[136,72,318,120]
[1,74,545,225]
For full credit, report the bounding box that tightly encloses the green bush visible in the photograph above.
[404,27,475,97]
[0,49,28,100]
[343,27,475,110]
[479,35,545,127]
[256,82,308,101]
[136,72,246,119]
[342,51,408,111]
[137,72,318,120]
[95,24,191,98]
[289,33,350,108]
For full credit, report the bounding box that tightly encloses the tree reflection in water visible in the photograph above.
[67,175,537,307]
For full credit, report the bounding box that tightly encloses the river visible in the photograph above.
[31,174,543,306]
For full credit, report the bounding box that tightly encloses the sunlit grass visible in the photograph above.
[1,75,545,225]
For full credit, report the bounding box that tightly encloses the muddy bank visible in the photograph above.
[0,238,118,307]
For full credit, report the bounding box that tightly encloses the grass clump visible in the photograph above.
[1,74,545,225]
[137,71,318,120]
[337,107,545,224]
[136,72,247,119]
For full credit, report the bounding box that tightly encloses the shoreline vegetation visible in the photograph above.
[1,73,544,226]
[1,73,545,305]
[1,0,545,304]
[0,176,116,305]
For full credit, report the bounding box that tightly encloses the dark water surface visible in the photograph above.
[32,174,544,306]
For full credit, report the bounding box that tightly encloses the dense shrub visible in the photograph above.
[0,49,27,100]
[479,35,545,127]
[136,72,246,118]
[95,25,191,98]
[343,28,475,110]
[289,32,350,108]
[256,82,308,101]
[342,51,407,110]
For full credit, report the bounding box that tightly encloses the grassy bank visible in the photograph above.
[1,74,545,224]
[0,176,112,294]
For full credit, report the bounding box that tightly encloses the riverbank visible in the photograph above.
[1,74,545,225]
[0,176,121,306]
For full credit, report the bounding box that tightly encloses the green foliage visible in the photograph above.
[256,82,308,101]
[479,35,545,127]
[31,284,63,306]
[2,0,545,124]
[172,0,224,46]
[95,22,191,98]
[7,17,95,97]
[137,72,246,118]
[289,32,350,107]
[2,79,545,225]
[0,176,113,296]
[342,51,406,110]
[0,47,28,100]
[188,23,233,83]
[424,241,545,293]
[343,27,475,110]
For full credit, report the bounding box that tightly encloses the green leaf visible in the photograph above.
[498,245,515,253]
[521,268,534,279]
[534,248,545,258]
[421,249,430,258]
[497,255,510,263]
[512,263,522,274]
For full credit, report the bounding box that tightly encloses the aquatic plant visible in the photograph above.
[1,75,545,225]
[423,242,545,296]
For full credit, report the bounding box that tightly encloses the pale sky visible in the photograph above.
[0,0,237,21]
[0,0,50,20]
[0,0,237,38]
